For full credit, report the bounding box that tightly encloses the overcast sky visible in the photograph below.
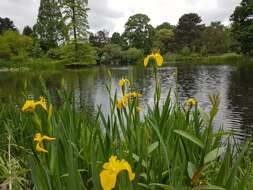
[0,0,241,34]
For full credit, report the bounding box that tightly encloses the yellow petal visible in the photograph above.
[42,135,56,142]
[119,79,125,87]
[36,96,47,111]
[144,56,150,67]
[34,133,43,143]
[35,143,48,153]
[121,161,135,181]
[22,100,36,112]
[155,53,163,66]
[116,100,123,109]
[100,170,117,190]
[185,98,198,106]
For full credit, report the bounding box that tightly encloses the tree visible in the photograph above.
[230,0,253,55]
[111,32,127,49]
[61,42,97,64]
[61,0,89,62]
[33,0,67,51]
[153,28,174,54]
[123,14,154,54]
[100,44,122,65]
[199,22,231,54]
[175,13,203,51]
[0,17,17,35]
[0,31,33,61]
[22,26,33,36]
[89,30,110,48]
[156,22,174,30]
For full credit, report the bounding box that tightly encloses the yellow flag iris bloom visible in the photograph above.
[144,52,164,68]
[22,96,47,112]
[185,98,198,107]
[116,92,142,110]
[118,79,130,87]
[34,133,55,153]
[127,92,142,98]
[100,155,135,190]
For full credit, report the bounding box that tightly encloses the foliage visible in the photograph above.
[175,13,203,51]
[0,31,33,62]
[89,30,110,48]
[61,0,89,62]
[100,43,122,65]
[111,32,127,49]
[199,22,232,54]
[121,47,144,64]
[0,17,17,35]
[180,46,191,56]
[123,14,154,54]
[33,0,67,51]
[230,0,253,55]
[22,26,33,36]
[153,28,174,54]
[156,22,174,30]
[60,42,97,64]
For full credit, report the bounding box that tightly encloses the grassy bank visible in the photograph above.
[166,53,253,65]
[0,59,253,190]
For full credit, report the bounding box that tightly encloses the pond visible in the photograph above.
[1,64,253,144]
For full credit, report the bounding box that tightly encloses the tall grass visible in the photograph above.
[0,65,253,190]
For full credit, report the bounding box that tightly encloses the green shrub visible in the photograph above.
[61,42,97,64]
[180,46,191,56]
[0,30,33,62]
[121,47,144,64]
[100,43,122,65]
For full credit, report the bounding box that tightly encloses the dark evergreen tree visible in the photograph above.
[22,26,33,36]
[175,13,203,51]
[0,17,17,35]
[33,0,67,51]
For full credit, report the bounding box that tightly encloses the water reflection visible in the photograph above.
[1,64,253,142]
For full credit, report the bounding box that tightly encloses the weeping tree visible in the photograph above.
[61,0,89,62]
[33,0,67,51]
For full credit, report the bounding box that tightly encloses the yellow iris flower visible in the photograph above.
[127,92,142,98]
[116,92,142,110]
[185,98,198,106]
[118,79,130,87]
[22,96,47,112]
[144,52,164,68]
[34,133,55,153]
[100,155,135,190]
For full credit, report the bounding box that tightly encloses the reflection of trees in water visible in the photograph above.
[177,65,199,99]
[0,71,62,102]
[227,64,253,144]
[62,68,100,115]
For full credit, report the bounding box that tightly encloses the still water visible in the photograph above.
[1,64,253,143]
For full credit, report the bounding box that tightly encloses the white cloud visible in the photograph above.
[0,0,241,34]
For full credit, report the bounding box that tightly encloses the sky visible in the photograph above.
[0,0,241,34]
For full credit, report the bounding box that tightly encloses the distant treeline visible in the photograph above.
[0,0,252,65]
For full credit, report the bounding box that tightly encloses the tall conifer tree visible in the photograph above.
[61,0,89,62]
[34,0,67,51]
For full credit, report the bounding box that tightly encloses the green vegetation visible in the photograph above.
[1,64,253,189]
[166,53,253,65]
[0,0,253,66]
